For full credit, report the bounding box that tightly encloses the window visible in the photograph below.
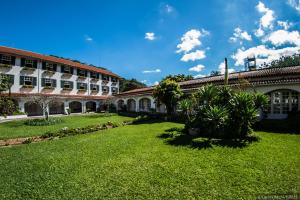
[91,84,98,91]
[64,81,70,88]
[268,90,300,115]
[64,66,71,73]
[90,72,99,79]
[102,86,109,93]
[111,77,117,82]
[45,79,52,87]
[77,82,87,90]
[112,87,118,94]
[46,63,54,70]
[77,69,86,77]
[24,77,33,86]
[102,75,109,81]
[1,55,11,62]
[25,60,33,66]
[0,74,14,85]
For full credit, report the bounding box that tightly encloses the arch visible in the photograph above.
[117,99,125,111]
[265,89,299,118]
[24,101,43,116]
[49,101,64,115]
[86,101,97,112]
[139,98,151,112]
[127,99,136,112]
[69,101,82,113]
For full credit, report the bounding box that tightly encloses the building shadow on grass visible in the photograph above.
[158,127,260,149]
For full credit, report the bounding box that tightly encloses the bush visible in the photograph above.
[24,118,64,126]
[0,97,18,116]
[183,85,269,139]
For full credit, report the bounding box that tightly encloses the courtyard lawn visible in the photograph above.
[0,114,133,139]
[0,121,299,199]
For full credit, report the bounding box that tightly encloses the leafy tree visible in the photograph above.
[161,74,193,82]
[210,71,221,76]
[262,53,300,68]
[153,79,183,115]
[119,78,146,92]
[0,97,17,117]
[27,95,58,120]
[0,75,10,93]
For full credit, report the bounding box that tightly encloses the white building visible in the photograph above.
[114,66,300,119]
[0,46,120,116]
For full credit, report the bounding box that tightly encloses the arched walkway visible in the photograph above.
[49,101,64,115]
[24,101,43,116]
[86,101,97,112]
[69,101,82,113]
[139,98,151,112]
[117,99,125,111]
[266,89,299,118]
[127,99,136,112]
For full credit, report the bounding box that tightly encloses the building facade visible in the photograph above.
[0,46,120,116]
[114,66,300,119]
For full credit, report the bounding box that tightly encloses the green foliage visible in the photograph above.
[262,53,300,68]
[178,98,195,126]
[0,75,10,92]
[184,85,269,139]
[24,118,64,126]
[161,74,193,82]
[210,70,221,76]
[22,138,33,144]
[119,78,146,92]
[0,97,18,116]
[153,79,183,115]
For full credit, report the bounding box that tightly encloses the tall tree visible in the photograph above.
[119,78,146,92]
[153,79,183,115]
[161,74,193,82]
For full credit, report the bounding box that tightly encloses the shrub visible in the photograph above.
[183,85,268,139]
[24,118,63,126]
[0,97,17,116]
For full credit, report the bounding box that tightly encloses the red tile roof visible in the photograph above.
[0,46,120,78]
[116,66,300,96]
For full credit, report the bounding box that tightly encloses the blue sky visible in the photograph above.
[1,0,300,85]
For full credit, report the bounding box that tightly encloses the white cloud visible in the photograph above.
[141,80,147,84]
[232,45,300,66]
[181,50,206,62]
[264,29,300,47]
[193,74,206,78]
[256,1,275,29]
[277,20,293,30]
[176,29,209,53]
[165,4,174,13]
[145,32,156,41]
[229,27,252,44]
[255,1,275,37]
[85,35,93,41]
[287,0,300,13]
[154,81,159,85]
[142,69,161,73]
[188,64,205,72]
[218,62,235,74]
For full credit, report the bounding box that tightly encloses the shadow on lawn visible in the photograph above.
[158,128,260,149]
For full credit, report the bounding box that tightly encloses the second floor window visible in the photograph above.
[90,84,99,92]
[77,82,87,90]
[102,86,109,93]
[21,58,37,68]
[61,80,73,89]
[42,78,56,88]
[20,76,37,86]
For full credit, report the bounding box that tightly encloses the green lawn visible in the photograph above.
[0,121,299,199]
[0,114,133,139]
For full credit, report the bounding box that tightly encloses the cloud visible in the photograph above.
[176,29,209,53]
[218,62,235,74]
[181,50,206,62]
[165,4,174,13]
[154,81,159,85]
[141,80,148,84]
[142,69,161,73]
[85,35,93,41]
[277,20,293,30]
[188,64,205,72]
[229,27,252,44]
[264,29,300,47]
[255,1,275,37]
[232,45,300,66]
[287,0,300,13]
[145,32,156,40]
[193,74,206,78]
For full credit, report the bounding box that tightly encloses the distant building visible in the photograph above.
[114,66,300,119]
[0,46,120,116]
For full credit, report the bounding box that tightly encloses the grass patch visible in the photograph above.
[0,122,299,199]
[0,114,133,139]
[24,117,64,126]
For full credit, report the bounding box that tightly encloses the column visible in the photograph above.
[82,101,86,113]
[64,101,69,115]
